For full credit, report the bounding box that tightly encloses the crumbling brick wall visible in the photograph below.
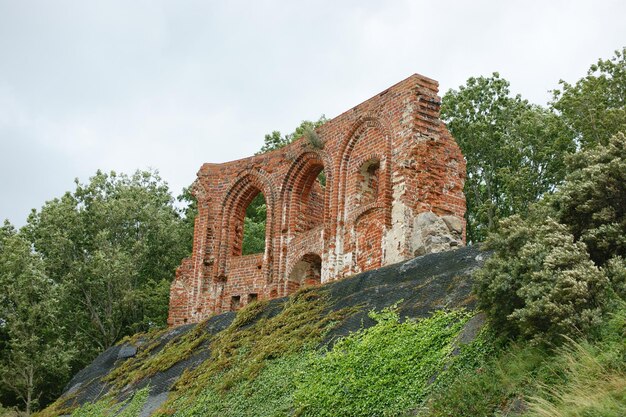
[168,73,466,326]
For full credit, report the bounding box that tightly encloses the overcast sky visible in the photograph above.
[1,0,624,226]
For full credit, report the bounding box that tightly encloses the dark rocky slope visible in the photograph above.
[44,245,486,417]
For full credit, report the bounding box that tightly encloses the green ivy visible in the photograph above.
[294,307,474,417]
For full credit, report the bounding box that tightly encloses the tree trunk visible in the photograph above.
[25,366,34,416]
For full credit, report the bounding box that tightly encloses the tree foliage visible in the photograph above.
[442,47,625,242]
[475,134,626,343]
[176,185,198,257]
[242,193,267,256]
[23,170,188,355]
[551,47,626,149]
[0,170,195,414]
[551,133,626,266]
[442,73,574,242]
[0,224,74,415]
[474,215,608,343]
[256,115,328,154]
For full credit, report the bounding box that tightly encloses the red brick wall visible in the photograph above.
[168,73,467,326]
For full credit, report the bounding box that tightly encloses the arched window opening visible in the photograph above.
[317,169,326,188]
[287,254,322,294]
[296,166,326,233]
[357,159,380,206]
[241,192,267,255]
[231,187,267,257]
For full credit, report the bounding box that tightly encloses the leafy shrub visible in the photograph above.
[604,257,626,300]
[474,216,609,343]
[552,132,626,266]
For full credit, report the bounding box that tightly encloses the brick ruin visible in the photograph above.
[168,74,466,326]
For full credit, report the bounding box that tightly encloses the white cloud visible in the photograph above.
[0,0,625,225]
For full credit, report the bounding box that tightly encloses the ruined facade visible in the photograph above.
[168,74,466,326]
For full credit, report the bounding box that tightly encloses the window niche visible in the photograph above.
[357,159,380,206]
[231,295,241,311]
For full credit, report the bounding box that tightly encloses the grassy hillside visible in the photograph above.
[34,246,626,417]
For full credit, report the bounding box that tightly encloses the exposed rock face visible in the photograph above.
[411,212,464,256]
[55,246,486,417]
[168,73,466,325]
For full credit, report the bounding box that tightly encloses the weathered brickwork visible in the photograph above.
[168,74,467,326]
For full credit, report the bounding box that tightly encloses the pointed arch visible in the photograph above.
[216,169,277,279]
[280,151,333,232]
[278,150,333,278]
[334,116,393,227]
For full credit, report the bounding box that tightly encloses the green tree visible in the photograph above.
[257,115,328,154]
[442,73,574,242]
[257,130,291,155]
[177,185,198,256]
[0,225,74,415]
[242,193,267,255]
[551,47,626,149]
[23,170,188,357]
[551,132,626,266]
[474,134,626,343]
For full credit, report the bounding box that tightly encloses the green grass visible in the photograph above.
[104,319,211,390]
[526,342,626,417]
[525,305,626,417]
[64,387,150,417]
[155,287,359,415]
[420,302,626,417]
[41,295,626,417]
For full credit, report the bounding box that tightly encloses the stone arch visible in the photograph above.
[329,117,393,277]
[216,170,277,278]
[280,150,333,234]
[335,117,393,227]
[278,151,332,277]
[285,253,322,295]
[278,151,333,280]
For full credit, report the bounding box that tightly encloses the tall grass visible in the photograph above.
[421,303,626,417]
[526,308,626,417]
